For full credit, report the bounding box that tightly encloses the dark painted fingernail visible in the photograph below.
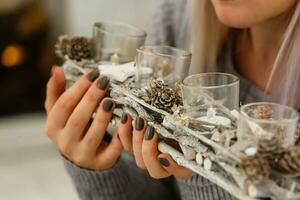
[103,99,114,112]
[145,126,154,140]
[87,69,99,82]
[159,157,170,167]
[135,117,144,131]
[121,113,128,124]
[103,132,112,143]
[98,76,109,90]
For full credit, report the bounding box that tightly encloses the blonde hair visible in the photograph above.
[190,0,300,108]
[190,0,228,74]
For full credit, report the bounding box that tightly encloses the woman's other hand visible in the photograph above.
[44,67,122,170]
[118,115,194,179]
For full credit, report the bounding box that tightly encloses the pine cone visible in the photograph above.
[241,155,270,184]
[143,80,181,113]
[257,134,286,159]
[272,147,300,177]
[69,37,92,61]
[55,35,70,58]
[252,105,273,119]
[153,87,176,112]
[149,79,167,91]
[145,79,167,104]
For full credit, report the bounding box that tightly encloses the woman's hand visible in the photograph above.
[44,67,122,170]
[118,115,194,179]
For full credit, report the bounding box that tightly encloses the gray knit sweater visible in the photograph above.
[63,1,298,200]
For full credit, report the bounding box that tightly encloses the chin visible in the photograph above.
[216,12,254,28]
[213,6,256,28]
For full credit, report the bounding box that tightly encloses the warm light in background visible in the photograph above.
[1,44,25,68]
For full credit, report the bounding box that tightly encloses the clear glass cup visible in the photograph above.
[93,22,147,63]
[237,102,299,149]
[135,46,191,87]
[181,73,240,126]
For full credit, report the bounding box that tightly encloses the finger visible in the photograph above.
[118,112,133,152]
[65,76,110,140]
[142,127,169,178]
[45,66,66,114]
[47,69,99,131]
[132,117,147,169]
[82,98,115,149]
[95,132,123,170]
[158,153,195,180]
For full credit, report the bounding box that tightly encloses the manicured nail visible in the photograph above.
[121,113,128,124]
[103,132,112,143]
[159,157,170,167]
[87,69,99,82]
[144,126,154,140]
[135,117,144,131]
[98,76,109,90]
[103,99,114,112]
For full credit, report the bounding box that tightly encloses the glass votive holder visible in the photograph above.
[237,102,299,149]
[181,73,239,126]
[135,46,191,87]
[93,22,147,63]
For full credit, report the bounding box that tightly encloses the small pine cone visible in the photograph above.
[69,37,92,61]
[55,35,70,58]
[252,105,273,119]
[149,79,167,91]
[257,134,286,159]
[272,147,300,177]
[145,79,166,104]
[241,155,270,184]
[153,87,176,112]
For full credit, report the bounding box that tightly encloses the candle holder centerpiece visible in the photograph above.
[182,73,239,128]
[55,21,300,200]
[135,46,191,88]
[93,22,147,63]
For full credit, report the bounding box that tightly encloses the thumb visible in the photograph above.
[45,66,66,113]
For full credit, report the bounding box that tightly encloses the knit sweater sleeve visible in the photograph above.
[63,152,180,200]
[176,175,237,200]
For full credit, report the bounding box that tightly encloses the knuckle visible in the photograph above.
[84,136,99,146]
[68,116,85,128]
[58,140,72,156]
[45,123,55,139]
[58,95,76,113]
[85,90,100,103]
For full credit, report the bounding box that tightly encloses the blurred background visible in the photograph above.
[0,0,159,199]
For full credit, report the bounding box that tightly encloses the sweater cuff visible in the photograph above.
[62,154,130,198]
